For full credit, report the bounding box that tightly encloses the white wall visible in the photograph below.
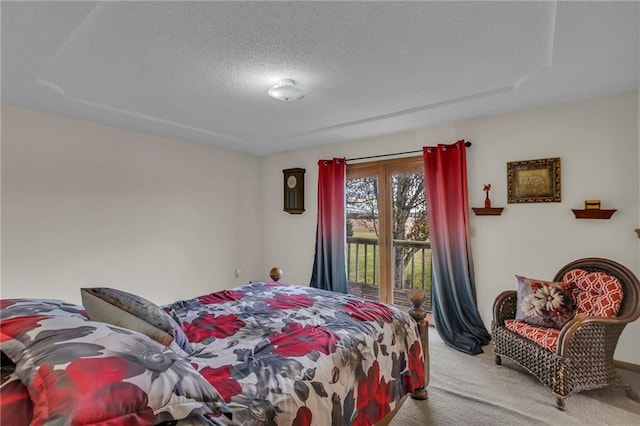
[261,92,640,364]
[1,106,264,305]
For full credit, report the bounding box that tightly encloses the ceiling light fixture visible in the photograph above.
[267,79,305,101]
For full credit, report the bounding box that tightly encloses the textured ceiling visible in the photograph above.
[2,1,638,156]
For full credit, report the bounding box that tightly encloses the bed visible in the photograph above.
[1,270,429,425]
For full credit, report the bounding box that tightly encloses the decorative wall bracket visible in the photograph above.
[472,207,504,216]
[571,209,616,219]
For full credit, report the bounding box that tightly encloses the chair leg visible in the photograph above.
[556,397,566,411]
[494,355,502,365]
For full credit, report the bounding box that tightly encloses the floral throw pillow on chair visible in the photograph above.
[515,275,576,329]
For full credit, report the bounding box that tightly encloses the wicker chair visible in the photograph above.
[492,257,640,410]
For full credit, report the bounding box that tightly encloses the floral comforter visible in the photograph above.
[0,299,232,426]
[168,282,425,426]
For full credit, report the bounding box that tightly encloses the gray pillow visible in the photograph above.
[81,287,193,356]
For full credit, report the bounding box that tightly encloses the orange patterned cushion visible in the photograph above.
[561,269,623,317]
[504,319,560,351]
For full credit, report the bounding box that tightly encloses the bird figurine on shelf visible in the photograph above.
[483,184,492,208]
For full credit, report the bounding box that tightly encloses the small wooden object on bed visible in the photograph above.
[269,267,430,401]
[269,267,283,282]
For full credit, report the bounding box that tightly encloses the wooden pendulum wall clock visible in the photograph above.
[283,168,305,214]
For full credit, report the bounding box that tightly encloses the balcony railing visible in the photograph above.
[346,237,432,311]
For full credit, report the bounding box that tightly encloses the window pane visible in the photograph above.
[390,172,431,311]
[346,176,380,303]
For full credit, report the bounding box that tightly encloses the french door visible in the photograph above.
[346,156,430,308]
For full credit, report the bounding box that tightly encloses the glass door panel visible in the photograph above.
[346,176,380,303]
[390,172,431,310]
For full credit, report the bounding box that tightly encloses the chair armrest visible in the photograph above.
[493,290,517,325]
[556,315,629,357]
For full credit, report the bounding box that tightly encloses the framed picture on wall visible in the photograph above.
[507,157,561,203]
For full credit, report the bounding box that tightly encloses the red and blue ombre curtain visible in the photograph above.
[423,140,490,355]
[310,158,348,293]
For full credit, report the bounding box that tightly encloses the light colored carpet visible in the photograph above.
[390,328,640,426]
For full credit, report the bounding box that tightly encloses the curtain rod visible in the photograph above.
[346,141,472,162]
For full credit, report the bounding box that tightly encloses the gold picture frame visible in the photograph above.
[507,157,561,203]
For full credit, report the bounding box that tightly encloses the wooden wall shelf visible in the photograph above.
[571,209,617,219]
[472,207,504,216]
